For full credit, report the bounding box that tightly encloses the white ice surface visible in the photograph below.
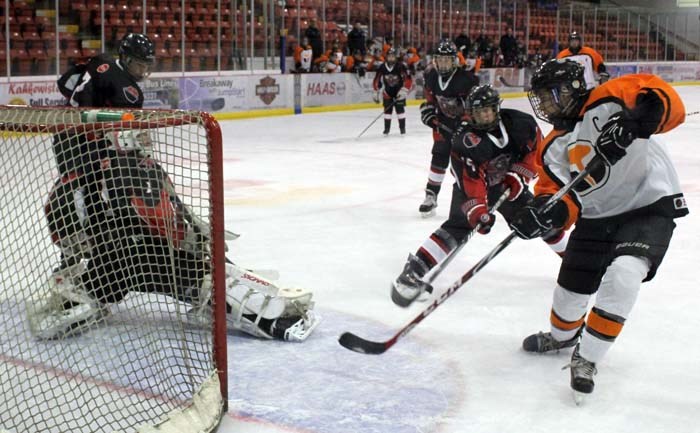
[217,88,700,433]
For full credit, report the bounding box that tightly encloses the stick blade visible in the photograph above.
[338,332,389,355]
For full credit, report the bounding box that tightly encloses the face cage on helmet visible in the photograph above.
[123,55,155,81]
[469,102,500,131]
[527,85,579,124]
[434,55,456,75]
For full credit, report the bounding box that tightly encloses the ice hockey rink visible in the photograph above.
[217,86,700,433]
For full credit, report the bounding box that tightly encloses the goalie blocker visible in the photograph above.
[33,128,319,342]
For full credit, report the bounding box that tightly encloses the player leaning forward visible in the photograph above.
[391,85,568,307]
[509,59,688,401]
[35,128,319,342]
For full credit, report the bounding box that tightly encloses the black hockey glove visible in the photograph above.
[508,195,569,240]
[594,111,639,166]
[420,102,438,128]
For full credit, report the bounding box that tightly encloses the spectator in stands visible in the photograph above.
[293,37,313,73]
[382,36,394,56]
[475,29,489,58]
[347,22,366,55]
[405,47,421,75]
[304,19,323,60]
[346,49,368,76]
[455,31,471,59]
[499,27,518,66]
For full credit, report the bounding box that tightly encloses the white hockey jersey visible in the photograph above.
[535,74,689,229]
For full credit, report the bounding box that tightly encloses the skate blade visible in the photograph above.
[419,209,436,218]
[573,390,587,406]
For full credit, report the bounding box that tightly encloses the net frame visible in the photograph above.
[0,105,227,433]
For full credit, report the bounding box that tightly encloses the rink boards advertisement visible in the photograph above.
[0,61,698,111]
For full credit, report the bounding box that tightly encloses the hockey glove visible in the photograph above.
[373,89,381,104]
[397,87,409,101]
[466,202,496,235]
[508,195,568,240]
[594,111,639,166]
[501,171,527,201]
[598,71,610,84]
[420,102,438,128]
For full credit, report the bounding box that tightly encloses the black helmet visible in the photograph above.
[528,58,588,125]
[434,39,457,77]
[119,33,156,81]
[467,84,501,131]
[568,31,582,54]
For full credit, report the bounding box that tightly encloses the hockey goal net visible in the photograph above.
[0,106,227,433]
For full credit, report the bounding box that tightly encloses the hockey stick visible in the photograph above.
[357,98,398,139]
[498,76,522,88]
[399,187,511,300]
[339,157,603,354]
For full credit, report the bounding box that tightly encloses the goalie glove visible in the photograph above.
[396,87,409,101]
[594,111,639,166]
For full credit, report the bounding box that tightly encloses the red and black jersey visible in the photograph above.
[450,108,541,201]
[61,54,144,109]
[424,67,480,133]
[372,61,412,97]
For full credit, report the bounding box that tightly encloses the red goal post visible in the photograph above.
[0,106,227,433]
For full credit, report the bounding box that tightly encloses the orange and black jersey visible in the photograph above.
[534,74,688,229]
[450,108,542,202]
[424,67,480,132]
[556,46,606,89]
[373,61,412,96]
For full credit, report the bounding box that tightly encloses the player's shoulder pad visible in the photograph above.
[88,54,117,74]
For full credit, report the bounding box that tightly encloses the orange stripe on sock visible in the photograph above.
[587,309,624,338]
[550,309,585,332]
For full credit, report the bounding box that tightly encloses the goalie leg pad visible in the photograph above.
[27,267,108,340]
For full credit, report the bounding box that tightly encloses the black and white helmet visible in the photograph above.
[528,59,588,125]
[467,84,501,131]
[119,33,156,81]
[433,39,457,77]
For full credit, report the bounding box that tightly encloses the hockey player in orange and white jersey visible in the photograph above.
[509,59,688,402]
[556,32,609,89]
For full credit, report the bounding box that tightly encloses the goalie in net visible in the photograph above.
[33,127,320,342]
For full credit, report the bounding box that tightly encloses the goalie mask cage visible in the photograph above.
[0,106,227,433]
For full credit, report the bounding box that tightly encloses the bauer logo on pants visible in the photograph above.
[256,76,280,105]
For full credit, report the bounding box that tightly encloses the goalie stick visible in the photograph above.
[339,156,604,354]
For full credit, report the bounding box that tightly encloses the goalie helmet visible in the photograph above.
[107,129,154,158]
[119,33,156,81]
[433,39,457,77]
[467,84,501,131]
[528,58,588,125]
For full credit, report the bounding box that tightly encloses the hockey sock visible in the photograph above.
[416,228,458,268]
[579,255,649,363]
[384,119,391,132]
[543,229,569,257]
[550,284,590,342]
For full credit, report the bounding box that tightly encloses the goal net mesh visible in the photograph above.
[0,106,226,433]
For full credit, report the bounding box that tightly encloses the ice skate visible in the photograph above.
[390,254,432,307]
[418,190,437,217]
[522,327,581,353]
[563,344,597,405]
